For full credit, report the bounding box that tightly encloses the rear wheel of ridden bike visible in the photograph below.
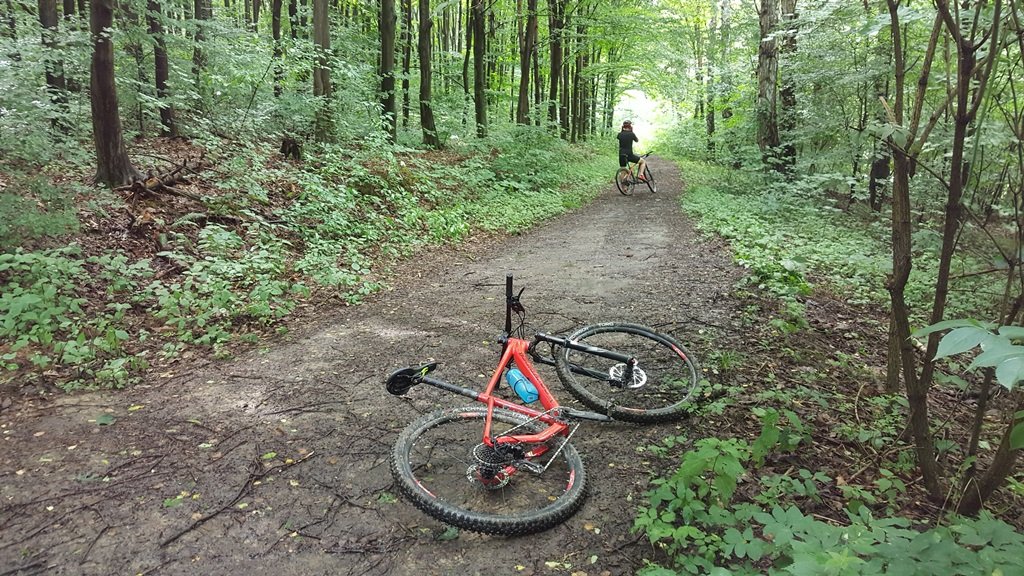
[643,166,657,193]
[615,168,634,196]
[391,405,587,536]
[555,323,700,423]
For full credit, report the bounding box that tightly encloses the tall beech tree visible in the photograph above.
[380,0,397,142]
[515,0,537,124]
[471,0,487,136]
[90,0,141,186]
[777,0,796,171]
[400,0,411,127]
[147,0,176,136]
[312,0,332,141]
[38,0,68,131]
[418,0,439,147]
[192,0,210,82]
[755,0,780,166]
[546,0,564,130]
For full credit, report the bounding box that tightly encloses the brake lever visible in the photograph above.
[509,286,526,314]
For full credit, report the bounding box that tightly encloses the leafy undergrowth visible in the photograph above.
[0,127,611,391]
[629,158,1024,573]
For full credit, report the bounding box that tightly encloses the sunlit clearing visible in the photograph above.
[615,90,672,149]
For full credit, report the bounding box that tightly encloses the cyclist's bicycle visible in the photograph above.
[385,274,701,536]
[615,152,657,195]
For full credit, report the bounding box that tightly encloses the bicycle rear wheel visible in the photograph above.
[615,168,634,196]
[391,406,587,536]
[643,167,657,193]
[555,323,700,423]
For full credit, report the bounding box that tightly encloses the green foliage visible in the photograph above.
[834,394,907,451]
[677,161,998,332]
[914,320,1024,391]
[0,129,610,388]
[0,173,80,250]
[635,418,1024,575]
[0,247,150,389]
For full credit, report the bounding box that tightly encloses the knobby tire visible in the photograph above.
[615,168,634,196]
[555,323,700,423]
[391,406,587,536]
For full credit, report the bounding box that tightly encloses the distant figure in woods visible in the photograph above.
[617,120,647,181]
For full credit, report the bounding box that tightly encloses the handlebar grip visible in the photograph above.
[506,273,513,301]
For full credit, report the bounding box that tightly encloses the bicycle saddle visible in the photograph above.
[386,362,438,396]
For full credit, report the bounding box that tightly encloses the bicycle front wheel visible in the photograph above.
[555,323,700,423]
[644,167,657,193]
[391,406,587,536]
[615,168,634,196]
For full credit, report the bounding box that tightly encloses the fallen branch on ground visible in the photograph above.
[160,450,316,548]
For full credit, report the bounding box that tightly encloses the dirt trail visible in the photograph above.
[0,157,746,575]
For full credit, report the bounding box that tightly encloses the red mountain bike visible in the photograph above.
[386,274,701,536]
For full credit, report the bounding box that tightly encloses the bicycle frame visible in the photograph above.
[625,153,652,182]
[400,274,635,450]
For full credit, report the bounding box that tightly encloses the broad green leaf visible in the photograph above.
[998,326,1024,341]
[933,327,993,360]
[261,451,277,460]
[994,356,1024,391]
[968,345,1024,370]
[913,319,991,338]
[1010,422,1024,451]
[96,414,116,426]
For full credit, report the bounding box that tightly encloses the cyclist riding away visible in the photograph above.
[617,120,647,181]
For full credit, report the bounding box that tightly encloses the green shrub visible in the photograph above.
[634,409,1024,575]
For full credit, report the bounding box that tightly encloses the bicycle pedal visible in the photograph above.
[385,362,437,396]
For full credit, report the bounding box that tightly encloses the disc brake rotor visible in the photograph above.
[609,363,647,389]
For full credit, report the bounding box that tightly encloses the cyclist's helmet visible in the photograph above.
[622,119,632,128]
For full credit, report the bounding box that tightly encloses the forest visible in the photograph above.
[2,0,1024,573]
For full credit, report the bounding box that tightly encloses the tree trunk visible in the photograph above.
[957,397,1024,515]
[38,0,69,132]
[559,32,569,138]
[380,0,397,141]
[532,39,541,126]
[147,0,176,136]
[778,0,797,171]
[312,0,333,142]
[546,0,563,130]
[515,0,536,124]
[471,0,486,137]
[288,0,297,38]
[885,0,942,501]
[400,0,411,127]
[755,0,780,164]
[193,0,210,82]
[90,0,141,186]
[4,0,18,41]
[462,0,471,126]
[272,0,283,97]
[418,0,439,147]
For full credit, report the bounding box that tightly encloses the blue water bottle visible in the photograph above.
[506,368,539,403]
